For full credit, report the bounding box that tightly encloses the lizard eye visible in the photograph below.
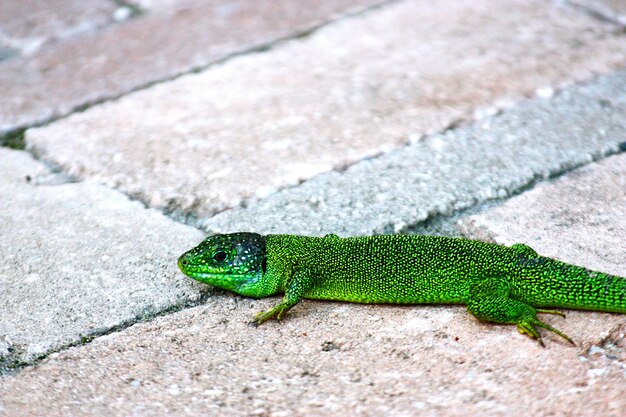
[213,251,227,262]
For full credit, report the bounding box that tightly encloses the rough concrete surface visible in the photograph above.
[201,71,626,236]
[26,0,626,218]
[460,153,626,277]
[0,0,387,131]
[0,292,624,416]
[0,148,207,368]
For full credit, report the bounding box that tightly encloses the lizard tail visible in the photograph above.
[523,258,626,313]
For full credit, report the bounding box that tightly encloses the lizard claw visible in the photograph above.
[517,316,575,347]
[536,308,566,318]
[252,302,292,325]
[252,309,275,325]
[517,321,545,347]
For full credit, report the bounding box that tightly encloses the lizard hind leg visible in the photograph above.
[466,279,575,346]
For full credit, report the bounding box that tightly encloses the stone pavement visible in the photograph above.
[0,1,625,416]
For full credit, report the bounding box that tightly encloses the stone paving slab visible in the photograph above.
[460,153,626,277]
[202,70,626,236]
[0,0,387,132]
[0,0,122,56]
[571,0,626,25]
[0,148,206,369]
[25,0,626,218]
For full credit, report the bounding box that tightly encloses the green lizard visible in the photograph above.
[178,233,626,346]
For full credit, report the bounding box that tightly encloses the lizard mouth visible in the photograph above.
[177,262,254,293]
[177,256,212,276]
[177,259,248,280]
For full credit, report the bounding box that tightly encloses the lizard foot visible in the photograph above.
[467,278,578,346]
[252,302,292,325]
[517,314,575,347]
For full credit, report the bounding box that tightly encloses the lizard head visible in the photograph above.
[178,233,266,294]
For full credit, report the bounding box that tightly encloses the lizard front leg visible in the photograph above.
[252,268,314,325]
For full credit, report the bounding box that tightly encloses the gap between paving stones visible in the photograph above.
[200,69,626,237]
[0,149,210,375]
[567,0,626,27]
[409,141,626,238]
[295,76,626,236]
[112,0,144,18]
[587,323,626,372]
[0,293,212,376]
[567,2,619,26]
[0,128,26,150]
[402,139,625,236]
[209,79,626,236]
[20,70,626,236]
[0,0,400,146]
[197,130,625,238]
[16,0,626,224]
[355,142,625,237]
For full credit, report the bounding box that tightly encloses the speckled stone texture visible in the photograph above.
[0,148,206,368]
[0,0,387,131]
[0,296,623,416]
[25,0,626,219]
[201,71,626,236]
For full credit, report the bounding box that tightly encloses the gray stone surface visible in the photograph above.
[460,153,626,277]
[0,148,206,368]
[0,0,121,55]
[0,0,387,132]
[25,0,626,218]
[202,71,626,236]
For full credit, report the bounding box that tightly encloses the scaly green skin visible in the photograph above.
[178,233,626,346]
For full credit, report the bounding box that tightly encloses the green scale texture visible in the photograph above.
[269,234,496,304]
[178,233,626,345]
